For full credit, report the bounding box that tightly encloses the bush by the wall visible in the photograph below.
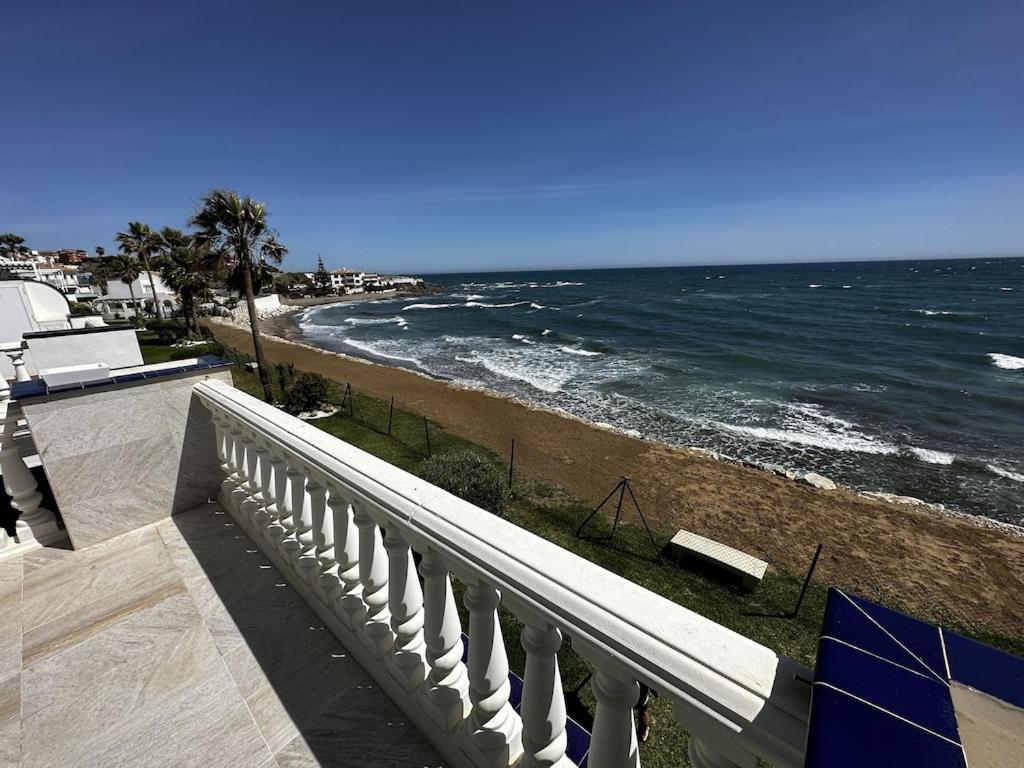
[168,342,226,361]
[419,451,507,515]
[282,372,330,415]
[147,319,187,345]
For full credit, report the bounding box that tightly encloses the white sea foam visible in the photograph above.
[1000,287,1013,291]
[715,421,899,454]
[987,464,1024,483]
[465,348,575,393]
[808,284,823,288]
[511,334,535,345]
[464,300,532,308]
[559,346,601,357]
[913,309,957,316]
[343,316,407,326]
[340,337,423,366]
[402,302,460,311]
[910,448,956,465]
[539,281,584,288]
[541,329,553,336]
[989,353,1024,370]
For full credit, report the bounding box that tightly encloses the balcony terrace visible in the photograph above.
[1,366,813,767]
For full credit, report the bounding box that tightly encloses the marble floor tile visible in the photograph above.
[273,681,444,768]
[0,558,22,768]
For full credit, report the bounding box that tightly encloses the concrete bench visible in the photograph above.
[667,530,767,591]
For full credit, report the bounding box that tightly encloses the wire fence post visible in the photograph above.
[789,543,823,619]
[423,416,432,457]
[387,396,394,435]
[508,438,516,488]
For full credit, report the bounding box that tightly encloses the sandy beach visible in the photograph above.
[210,304,1024,635]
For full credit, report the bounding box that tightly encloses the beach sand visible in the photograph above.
[210,308,1024,635]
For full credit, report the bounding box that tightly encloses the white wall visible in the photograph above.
[103,272,175,302]
[0,281,72,378]
[23,327,143,374]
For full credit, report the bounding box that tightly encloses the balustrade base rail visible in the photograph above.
[198,378,811,768]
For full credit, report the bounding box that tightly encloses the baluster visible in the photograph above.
[6,351,30,383]
[0,406,59,544]
[383,525,427,690]
[250,443,274,538]
[520,616,571,768]
[278,461,308,565]
[297,478,325,582]
[264,451,290,550]
[327,486,365,629]
[463,578,523,767]
[228,425,249,515]
[310,477,336,600]
[215,415,239,505]
[419,548,470,731]
[353,500,393,656]
[574,642,640,768]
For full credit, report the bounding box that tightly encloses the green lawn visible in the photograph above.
[151,335,1023,766]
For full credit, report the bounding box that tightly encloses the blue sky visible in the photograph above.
[3,1,1022,273]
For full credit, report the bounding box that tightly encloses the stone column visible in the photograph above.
[327,486,365,629]
[353,500,393,657]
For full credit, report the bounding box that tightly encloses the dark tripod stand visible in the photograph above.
[575,477,662,559]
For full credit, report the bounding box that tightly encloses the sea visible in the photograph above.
[297,258,1024,525]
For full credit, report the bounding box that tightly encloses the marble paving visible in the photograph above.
[0,503,444,768]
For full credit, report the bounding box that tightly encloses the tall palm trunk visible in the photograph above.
[243,266,274,402]
[127,284,137,322]
[190,299,201,340]
[141,253,163,319]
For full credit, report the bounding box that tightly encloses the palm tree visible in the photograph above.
[156,227,213,338]
[115,222,164,319]
[190,189,287,401]
[94,246,105,258]
[108,255,143,321]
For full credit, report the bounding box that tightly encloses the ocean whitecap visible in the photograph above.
[989,353,1024,370]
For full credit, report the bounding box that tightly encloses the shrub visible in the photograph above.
[282,372,330,415]
[147,318,187,345]
[419,451,507,515]
[168,342,225,361]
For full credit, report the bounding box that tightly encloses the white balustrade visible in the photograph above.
[0,400,61,555]
[194,379,811,768]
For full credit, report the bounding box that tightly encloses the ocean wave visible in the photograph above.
[909,447,956,465]
[541,329,553,335]
[808,284,823,288]
[402,302,461,311]
[511,333,535,345]
[339,337,423,367]
[989,353,1024,370]
[987,464,1024,483]
[464,300,533,309]
[559,346,601,357]
[714,421,899,455]
[464,348,575,393]
[343,316,408,327]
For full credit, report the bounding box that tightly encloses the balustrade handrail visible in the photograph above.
[194,378,810,766]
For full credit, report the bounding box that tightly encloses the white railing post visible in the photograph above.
[519,615,571,768]
[353,500,393,657]
[250,443,274,535]
[264,451,290,549]
[311,478,337,601]
[276,460,307,562]
[228,425,249,515]
[574,642,640,768]
[383,524,428,691]
[327,485,365,629]
[6,351,30,383]
[462,578,523,767]
[298,478,326,583]
[0,404,59,545]
[419,548,470,732]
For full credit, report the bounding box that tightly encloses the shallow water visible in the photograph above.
[298,258,1024,524]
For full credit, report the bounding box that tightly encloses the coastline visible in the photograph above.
[209,309,1024,633]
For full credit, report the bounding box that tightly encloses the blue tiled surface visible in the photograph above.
[807,685,966,768]
[844,593,947,679]
[816,638,958,741]
[808,588,1024,768]
[943,630,1024,710]
[10,355,231,400]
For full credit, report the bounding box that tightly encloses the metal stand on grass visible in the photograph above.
[575,476,661,559]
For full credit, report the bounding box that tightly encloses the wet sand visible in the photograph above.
[210,311,1024,635]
